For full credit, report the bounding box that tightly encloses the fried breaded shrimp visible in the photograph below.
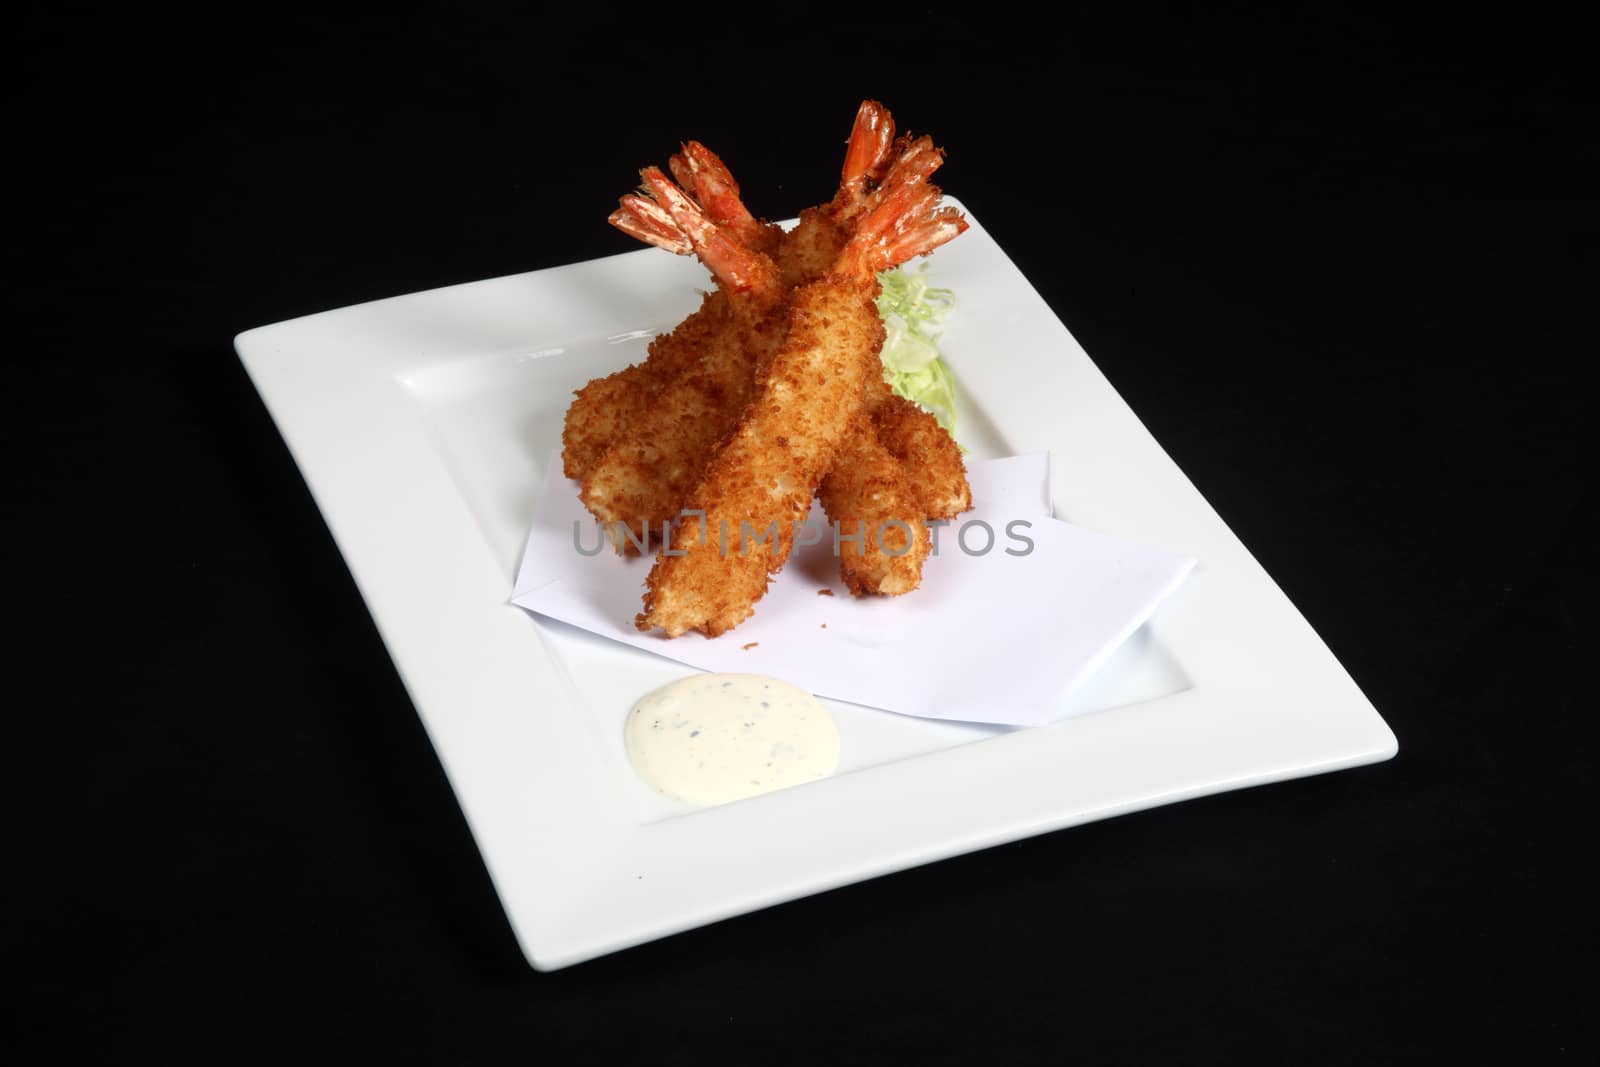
[637,179,967,637]
[569,103,893,487]
[805,127,968,594]
[572,102,971,530]
[562,143,771,483]
[806,128,971,591]
[818,411,933,596]
[648,109,972,594]
[575,102,970,614]
[863,376,972,519]
[580,167,788,551]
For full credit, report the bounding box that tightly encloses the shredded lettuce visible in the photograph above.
[875,264,958,436]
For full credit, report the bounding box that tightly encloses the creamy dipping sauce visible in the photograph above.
[625,674,840,806]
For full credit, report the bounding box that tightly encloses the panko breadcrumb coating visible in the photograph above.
[868,383,972,520]
[560,293,727,481]
[819,411,933,596]
[563,102,970,635]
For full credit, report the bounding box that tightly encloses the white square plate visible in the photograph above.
[236,199,1396,970]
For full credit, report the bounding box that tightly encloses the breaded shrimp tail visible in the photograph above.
[777,99,899,287]
[668,141,782,259]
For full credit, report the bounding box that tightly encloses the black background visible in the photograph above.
[14,7,1593,1062]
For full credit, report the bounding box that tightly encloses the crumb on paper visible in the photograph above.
[817,589,834,597]
[742,642,759,650]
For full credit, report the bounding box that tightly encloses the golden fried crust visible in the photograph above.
[872,394,972,519]
[819,413,932,596]
[579,302,789,540]
[561,369,644,481]
[560,291,727,480]
[564,212,842,485]
[638,281,883,637]
[777,208,849,289]
[861,371,897,414]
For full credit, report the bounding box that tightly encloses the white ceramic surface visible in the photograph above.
[235,199,1397,970]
